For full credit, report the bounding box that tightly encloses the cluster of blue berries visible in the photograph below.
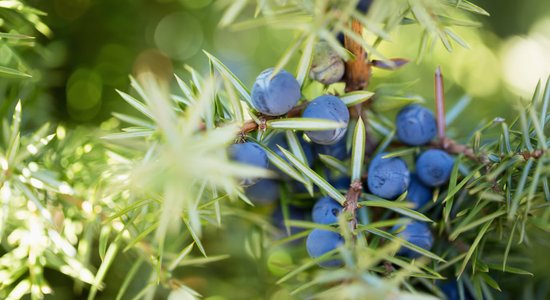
[228,2,458,285]
[230,74,456,259]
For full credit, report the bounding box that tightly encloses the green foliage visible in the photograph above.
[0,0,549,299]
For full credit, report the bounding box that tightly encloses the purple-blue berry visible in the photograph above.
[393,221,434,258]
[396,105,437,146]
[356,0,373,13]
[367,153,410,200]
[437,280,474,300]
[312,196,341,224]
[330,176,351,190]
[245,179,280,205]
[272,204,309,237]
[251,68,301,116]
[306,229,344,268]
[302,95,350,145]
[407,173,433,209]
[229,142,268,185]
[416,149,454,187]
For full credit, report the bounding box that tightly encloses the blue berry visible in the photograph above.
[408,173,433,209]
[396,105,437,146]
[330,176,351,190]
[393,221,434,258]
[337,32,345,46]
[416,149,454,187]
[251,68,301,116]
[312,196,342,224]
[229,142,269,185]
[437,280,474,300]
[310,42,344,85]
[367,153,410,199]
[290,180,319,194]
[314,137,349,161]
[302,95,350,145]
[306,229,344,268]
[356,0,373,13]
[245,179,280,205]
[272,204,309,237]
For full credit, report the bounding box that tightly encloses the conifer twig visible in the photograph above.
[342,19,370,231]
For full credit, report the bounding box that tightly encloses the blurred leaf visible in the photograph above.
[319,154,348,174]
[458,220,493,277]
[358,198,432,223]
[341,91,375,106]
[88,243,119,300]
[372,95,424,112]
[296,34,315,86]
[0,65,31,78]
[219,0,248,27]
[446,0,490,16]
[366,228,445,262]
[115,89,154,120]
[351,118,366,181]
[267,118,346,130]
[204,51,252,105]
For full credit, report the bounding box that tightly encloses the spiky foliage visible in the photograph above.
[1,0,550,300]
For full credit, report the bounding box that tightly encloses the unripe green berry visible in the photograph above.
[309,42,345,85]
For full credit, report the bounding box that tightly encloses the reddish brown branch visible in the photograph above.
[344,20,372,92]
[343,180,363,231]
[341,19,372,231]
[431,138,490,164]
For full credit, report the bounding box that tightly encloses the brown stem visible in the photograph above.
[344,19,372,92]
[383,261,395,276]
[343,180,362,231]
[341,18,372,232]
[431,138,490,164]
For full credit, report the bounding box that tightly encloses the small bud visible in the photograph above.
[309,42,345,85]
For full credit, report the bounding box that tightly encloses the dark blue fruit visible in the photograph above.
[407,173,433,209]
[356,0,373,13]
[312,196,342,224]
[393,221,434,258]
[367,153,410,199]
[416,149,454,187]
[437,280,474,300]
[251,68,301,116]
[290,180,319,195]
[272,204,309,237]
[314,137,349,161]
[306,229,344,268]
[245,179,280,205]
[302,95,350,145]
[330,176,351,190]
[396,105,437,146]
[229,142,269,185]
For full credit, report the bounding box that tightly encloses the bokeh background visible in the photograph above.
[15,0,550,131]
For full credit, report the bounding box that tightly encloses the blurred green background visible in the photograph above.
[16,0,549,133]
